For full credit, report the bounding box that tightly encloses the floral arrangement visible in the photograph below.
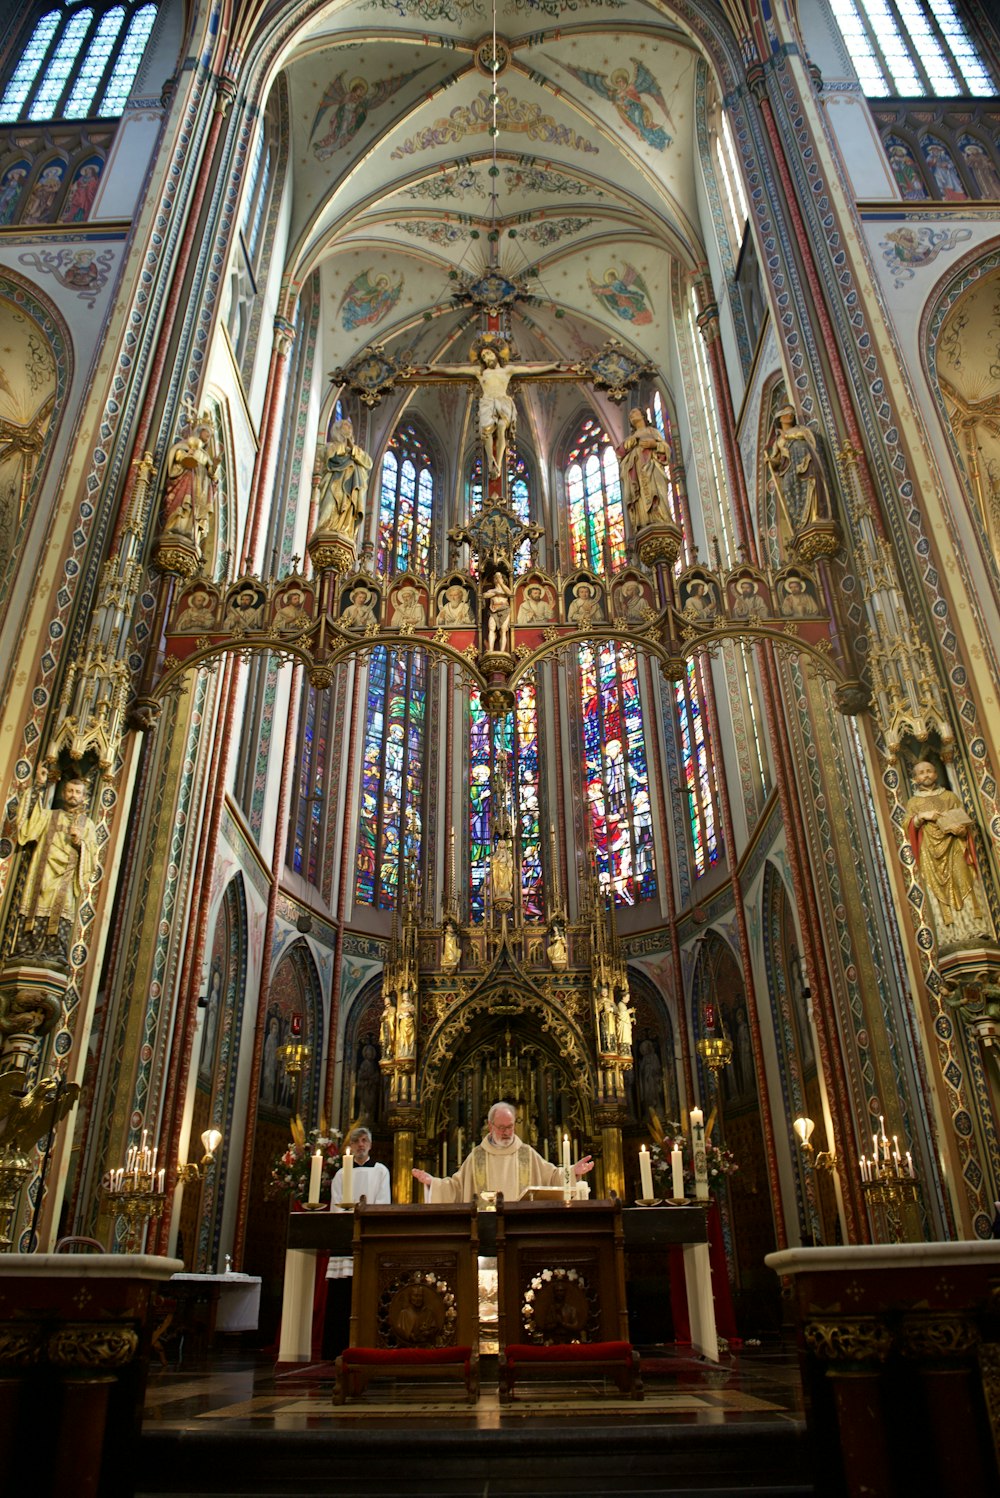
[648,1123,738,1197]
[267,1116,343,1204]
[521,1265,592,1344]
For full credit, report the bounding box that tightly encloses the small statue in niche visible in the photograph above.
[904,760,995,952]
[441,920,461,972]
[615,996,635,1052]
[597,985,616,1052]
[546,921,568,971]
[491,838,514,906]
[380,994,397,1060]
[395,993,416,1059]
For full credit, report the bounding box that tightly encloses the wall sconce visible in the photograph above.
[177,1127,223,1183]
[793,1115,838,1173]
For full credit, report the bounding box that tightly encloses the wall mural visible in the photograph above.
[338,268,404,331]
[0,289,58,581]
[587,262,653,323]
[404,163,604,201]
[310,69,423,160]
[17,246,116,308]
[878,225,972,289]
[391,89,598,158]
[935,264,1000,567]
[0,128,112,227]
[564,58,674,151]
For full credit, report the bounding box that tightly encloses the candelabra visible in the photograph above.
[860,1118,918,1243]
[0,1147,32,1251]
[100,1130,166,1253]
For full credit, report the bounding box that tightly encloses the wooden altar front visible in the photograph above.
[281,1200,719,1365]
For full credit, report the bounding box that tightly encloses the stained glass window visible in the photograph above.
[0,1,157,123]
[355,647,427,908]
[469,674,542,921]
[376,425,434,580]
[564,414,656,904]
[579,641,655,904]
[356,421,435,908]
[674,660,721,876]
[828,0,995,97]
[292,684,332,884]
[566,416,626,575]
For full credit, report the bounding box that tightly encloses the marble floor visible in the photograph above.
[137,1342,814,1497]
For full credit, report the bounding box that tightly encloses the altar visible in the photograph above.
[278,1200,718,1366]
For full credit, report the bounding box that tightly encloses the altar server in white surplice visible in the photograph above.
[323,1126,390,1358]
[411,1101,593,1203]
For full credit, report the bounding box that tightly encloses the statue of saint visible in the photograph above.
[766,405,832,535]
[312,419,373,539]
[160,419,220,562]
[483,570,512,653]
[616,408,673,531]
[396,995,416,1059]
[15,772,98,964]
[547,922,568,970]
[491,838,514,904]
[597,986,616,1052]
[615,996,634,1052]
[905,761,994,951]
[380,995,397,1059]
[441,921,461,972]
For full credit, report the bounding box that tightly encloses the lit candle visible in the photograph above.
[157,1168,165,1193]
[639,1146,654,1201]
[671,1146,684,1201]
[342,1147,354,1205]
[906,1151,914,1179]
[308,1149,322,1205]
[562,1134,571,1172]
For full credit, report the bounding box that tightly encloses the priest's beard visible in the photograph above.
[489,1133,515,1148]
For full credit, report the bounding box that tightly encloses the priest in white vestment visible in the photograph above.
[412,1102,593,1202]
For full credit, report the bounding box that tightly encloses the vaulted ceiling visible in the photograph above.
[276,1,714,455]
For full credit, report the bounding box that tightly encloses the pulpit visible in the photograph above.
[495,1196,641,1400]
[333,1202,480,1403]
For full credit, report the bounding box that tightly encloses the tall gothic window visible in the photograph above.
[566,415,626,577]
[828,0,996,96]
[675,660,721,876]
[355,422,435,907]
[0,2,157,122]
[292,684,332,885]
[565,416,656,905]
[469,675,542,922]
[376,423,433,580]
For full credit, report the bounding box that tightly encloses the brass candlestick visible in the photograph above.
[861,1171,919,1244]
[100,1178,166,1253]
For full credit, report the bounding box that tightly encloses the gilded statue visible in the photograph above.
[491,838,514,904]
[14,772,98,965]
[905,761,994,951]
[396,994,416,1059]
[441,921,461,972]
[617,407,673,532]
[426,346,561,477]
[160,417,220,562]
[312,419,373,539]
[547,921,568,970]
[380,994,397,1059]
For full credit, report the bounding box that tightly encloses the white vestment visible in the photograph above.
[426,1134,561,1203]
[326,1161,391,1279]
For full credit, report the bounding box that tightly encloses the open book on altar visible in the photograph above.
[518,1185,570,1201]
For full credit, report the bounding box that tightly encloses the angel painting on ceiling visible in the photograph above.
[310,69,420,160]
[565,57,673,152]
[587,262,653,324]
[338,268,404,332]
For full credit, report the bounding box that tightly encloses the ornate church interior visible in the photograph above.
[1,0,1000,1491]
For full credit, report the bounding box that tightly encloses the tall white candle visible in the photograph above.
[691,1108,709,1200]
[671,1146,684,1200]
[456,1128,463,1163]
[308,1149,322,1205]
[562,1134,571,1172]
[639,1146,654,1201]
[442,1140,447,1176]
[342,1147,354,1205]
